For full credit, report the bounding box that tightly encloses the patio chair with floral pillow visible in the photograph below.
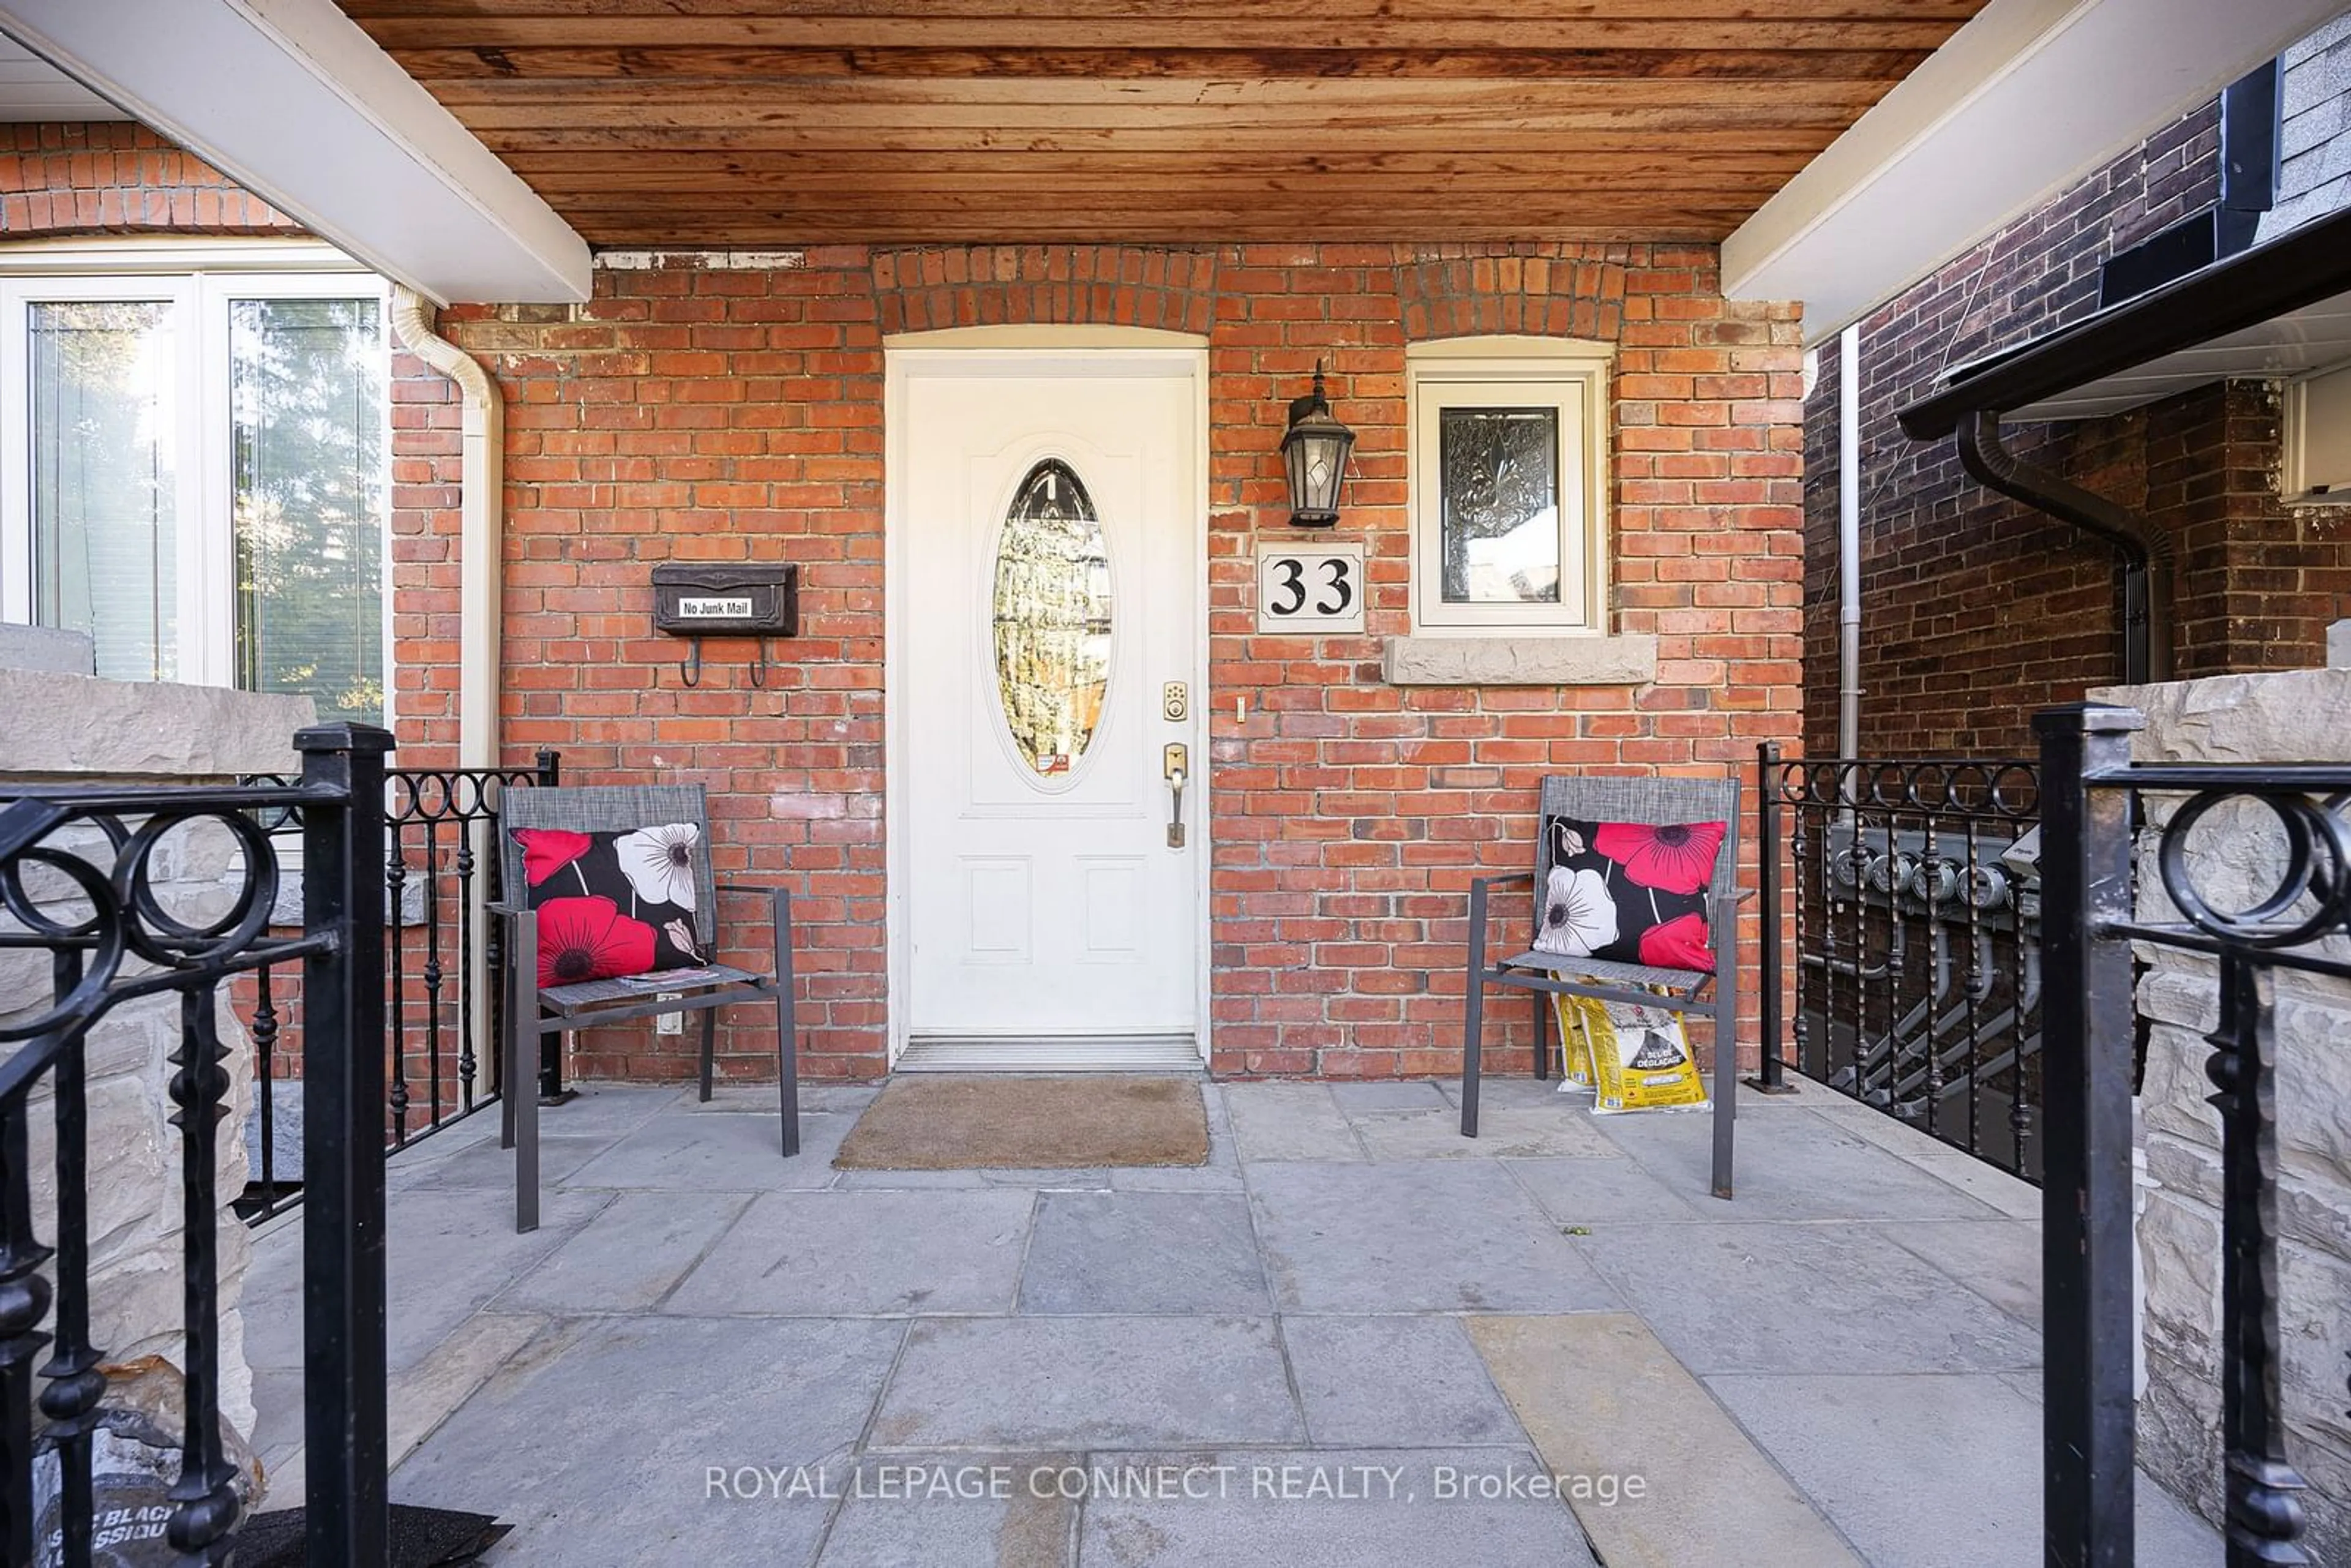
[494,783,798,1231]
[1459,773,1744,1198]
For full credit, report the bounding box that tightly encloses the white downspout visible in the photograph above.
[1837,322,1862,760]
[389,286,504,1101]
[388,286,503,773]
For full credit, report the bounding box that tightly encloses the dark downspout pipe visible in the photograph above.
[1953,409,2173,685]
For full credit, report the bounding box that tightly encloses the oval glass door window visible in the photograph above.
[992,459,1113,779]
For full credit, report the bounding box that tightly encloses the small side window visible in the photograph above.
[1408,340,1609,632]
[2284,362,2351,503]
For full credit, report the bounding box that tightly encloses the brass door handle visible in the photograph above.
[1163,743,1188,849]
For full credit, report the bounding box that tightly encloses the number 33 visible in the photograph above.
[1270,557,1353,617]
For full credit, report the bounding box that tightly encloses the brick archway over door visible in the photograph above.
[871,246,1221,336]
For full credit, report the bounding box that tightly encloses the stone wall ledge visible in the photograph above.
[1381,632,1657,687]
[2093,666,2351,762]
[0,670,316,778]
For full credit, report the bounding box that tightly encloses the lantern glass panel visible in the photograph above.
[1284,429,1350,520]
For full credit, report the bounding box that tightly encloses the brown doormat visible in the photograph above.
[834,1076,1209,1169]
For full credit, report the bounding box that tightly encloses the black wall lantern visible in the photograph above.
[1280,362,1356,527]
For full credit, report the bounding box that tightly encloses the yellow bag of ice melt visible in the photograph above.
[1561,986,1709,1114]
[1547,989,1602,1092]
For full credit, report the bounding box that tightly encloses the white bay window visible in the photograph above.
[1,259,390,722]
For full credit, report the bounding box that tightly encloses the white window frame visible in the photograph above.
[2282,358,2351,505]
[1407,336,1612,634]
[0,249,394,717]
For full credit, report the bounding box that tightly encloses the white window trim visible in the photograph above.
[2282,358,2351,506]
[0,238,363,278]
[1407,336,1612,634]
[0,258,394,722]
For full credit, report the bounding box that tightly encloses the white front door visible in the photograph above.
[890,345,1204,1063]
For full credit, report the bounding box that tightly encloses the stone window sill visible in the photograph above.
[1380,632,1657,687]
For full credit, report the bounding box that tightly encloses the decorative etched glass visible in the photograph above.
[1438,406,1561,604]
[992,460,1113,778]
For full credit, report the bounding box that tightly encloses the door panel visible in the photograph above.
[898,353,1200,1043]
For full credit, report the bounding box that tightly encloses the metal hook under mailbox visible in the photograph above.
[680,636,703,688]
[751,636,770,688]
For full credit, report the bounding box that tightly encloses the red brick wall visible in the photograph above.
[1799,100,2351,760]
[0,122,297,237]
[406,242,1804,1084]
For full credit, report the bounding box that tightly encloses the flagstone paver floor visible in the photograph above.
[244,1077,2224,1567]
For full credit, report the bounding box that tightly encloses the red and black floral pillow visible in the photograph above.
[510,824,707,989]
[1531,816,1727,973]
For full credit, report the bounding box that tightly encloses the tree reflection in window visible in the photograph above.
[232,298,385,722]
[992,460,1112,778]
[29,301,179,684]
[1438,407,1561,604]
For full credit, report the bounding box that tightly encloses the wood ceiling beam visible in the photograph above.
[527,172,1790,197]
[497,149,1815,176]
[447,105,1872,133]
[386,46,1933,82]
[546,186,1773,211]
[341,0,1981,17]
[421,76,1895,108]
[576,219,1738,243]
[351,18,1967,52]
[473,125,1849,153]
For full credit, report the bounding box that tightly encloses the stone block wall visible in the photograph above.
[2093,665,2351,1559]
[0,667,317,1445]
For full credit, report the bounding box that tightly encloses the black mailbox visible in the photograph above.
[651,563,797,638]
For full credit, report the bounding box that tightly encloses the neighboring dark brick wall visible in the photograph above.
[1802,100,2351,760]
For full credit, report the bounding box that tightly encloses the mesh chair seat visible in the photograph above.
[539,964,768,1016]
[1492,951,1713,1002]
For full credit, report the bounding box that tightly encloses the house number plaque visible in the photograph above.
[1256,541,1366,633]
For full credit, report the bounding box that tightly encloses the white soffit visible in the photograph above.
[1725,0,2349,345]
[2008,290,2351,422]
[0,33,123,121]
[0,0,588,304]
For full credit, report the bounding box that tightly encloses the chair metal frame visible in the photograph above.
[492,783,800,1231]
[1460,773,1742,1198]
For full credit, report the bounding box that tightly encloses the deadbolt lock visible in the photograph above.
[1163,681,1188,722]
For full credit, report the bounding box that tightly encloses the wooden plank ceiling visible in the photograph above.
[337,2,1990,247]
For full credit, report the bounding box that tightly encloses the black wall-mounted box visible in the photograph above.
[651,563,798,638]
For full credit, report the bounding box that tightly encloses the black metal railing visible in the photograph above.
[2038,702,2336,1568]
[241,752,558,1224]
[0,723,392,1566]
[1757,741,2045,1180]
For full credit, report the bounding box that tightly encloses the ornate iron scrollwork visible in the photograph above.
[1756,743,2043,1176]
[2046,713,2350,1567]
[0,779,347,1562]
